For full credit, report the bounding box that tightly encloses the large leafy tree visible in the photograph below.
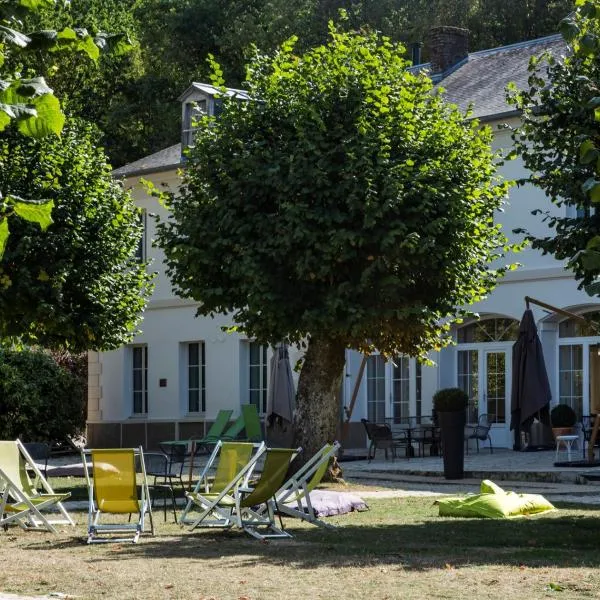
[157,24,512,458]
[508,0,600,294]
[0,119,152,351]
[0,0,131,256]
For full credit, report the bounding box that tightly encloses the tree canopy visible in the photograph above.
[0,119,152,351]
[508,0,600,294]
[157,24,513,456]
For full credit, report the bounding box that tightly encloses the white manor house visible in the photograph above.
[86,28,598,453]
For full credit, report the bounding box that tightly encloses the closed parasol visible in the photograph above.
[266,344,296,447]
[510,309,552,444]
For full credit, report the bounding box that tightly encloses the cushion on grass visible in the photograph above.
[436,479,555,519]
[294,490,368,517]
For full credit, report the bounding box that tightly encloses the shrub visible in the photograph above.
[433,388,469,413]
[0,348,86,442]
[550,404,577,428]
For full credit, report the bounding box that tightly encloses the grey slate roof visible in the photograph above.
[112,34,568,178]
[112,143,182,178]
[438,34,566,120]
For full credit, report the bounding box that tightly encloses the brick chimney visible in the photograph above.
[427,26,469,75]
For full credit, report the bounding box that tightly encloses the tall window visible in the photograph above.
[559,345,584,419]
[249,342,267,414]
[415,362,422,419]
[132,345,148,415]
[458,350,479,422]
[391,356,409,423]
[187,342,205,413]
[182,100,207,147]
[558,312,600,419]
[135,209,146,262]
[366,355,386,422]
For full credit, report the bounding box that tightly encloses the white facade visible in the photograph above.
[90,85,600,450]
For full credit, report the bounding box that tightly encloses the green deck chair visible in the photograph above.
[83,447,154,543]
[191,409,233,454]
[266,441,341,529]
[236,447,301,540]
[0,440,74,533]
[179,441,265,529]
[220,404,264,442]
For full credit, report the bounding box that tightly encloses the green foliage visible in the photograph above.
[0,347,85,442]
[433,388,469,412]
[508,0,600,293]
[0,119,153,351]
[550,403,577,427]
[157,25,511,359]
[0,0,133,257]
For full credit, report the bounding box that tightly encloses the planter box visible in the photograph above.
[438,411,466,480]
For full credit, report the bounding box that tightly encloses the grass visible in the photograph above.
[2,482,600,600]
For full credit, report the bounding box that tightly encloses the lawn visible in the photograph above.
[2,483,600,600]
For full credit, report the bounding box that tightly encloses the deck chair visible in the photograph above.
[83,447,154,543]
[191,409,234,454]
[221,404,264,442]
[179,441,265,529]
[0,440,74,533]
[236,447,300,540]
[268,441,341,529]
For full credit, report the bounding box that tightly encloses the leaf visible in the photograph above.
[0,25,30,48]
[10,197,54,230]
[579,139,597,163]
[0,218,8,258]
[559,17,580,42]
[582,177,600,202]
[17,93,64,137]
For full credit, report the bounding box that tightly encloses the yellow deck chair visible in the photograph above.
[0,440,74,533]
[83,447,154,544]
[235,447,301,540]
[268,441,340,529]
[179,441,265,529]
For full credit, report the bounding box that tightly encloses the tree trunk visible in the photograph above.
[292,336,346,469]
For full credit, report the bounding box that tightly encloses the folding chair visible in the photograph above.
[236,447,300,540]
[241,404,264,442]
[179,441,265,529]
[22,442,51,479]
[220,414,245,441]
[0,440,74,533]
[83,447,154,544]
[221,404,264,442]
[190,409,234,454]
[268,441,341,529]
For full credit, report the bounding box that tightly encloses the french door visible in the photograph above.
[457,344,512,448]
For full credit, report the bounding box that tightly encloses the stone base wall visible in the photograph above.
[87,420,367,450]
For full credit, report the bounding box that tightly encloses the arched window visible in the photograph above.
[457,318,519,343]
[558,311,600,338]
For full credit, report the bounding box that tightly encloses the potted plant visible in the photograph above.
[433,387,468,480]
[550,404,577,439]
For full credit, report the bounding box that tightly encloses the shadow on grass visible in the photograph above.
[20,500,600,571]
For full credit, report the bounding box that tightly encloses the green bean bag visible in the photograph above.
[437,480,555,518]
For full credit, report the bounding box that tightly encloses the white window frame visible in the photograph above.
[186,341,206,414]
[248,341,268,415]
[365,354,422,423]
[131,345,148,415]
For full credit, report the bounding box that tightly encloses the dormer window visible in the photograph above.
[182,100,207,148]
[179,83,251,155]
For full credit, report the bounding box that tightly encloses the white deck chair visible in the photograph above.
[82,447,154,544]
[0,440,74,532]
[268,441,341,529]
[179,441,265,530]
